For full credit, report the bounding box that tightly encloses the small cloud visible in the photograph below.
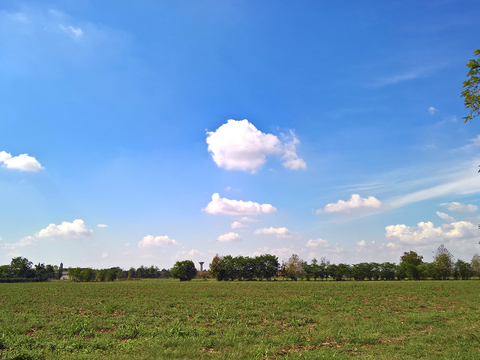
[316,194,383,214]
[125,243,130,246]
[59,24,83,38]
[436,211,455,223]
[254,227,293,238]
[97,224,108,228]
[471,135,480,146]
[239,217,257,223]
[428,107,438,114]
[231,221,248,229]
[225,186,231,191]
[102,253,108,258]
[203,193,277,216]
[0,236,2,242]
[445,202,478,212]
[138,235,179,248]
[217,232,241,242]
[0,151,44,172]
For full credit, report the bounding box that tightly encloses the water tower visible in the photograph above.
[199,262,204,272]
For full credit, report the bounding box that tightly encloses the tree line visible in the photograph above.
[197,245,480,282]
[0,257,172,283]
[2,244,479,283]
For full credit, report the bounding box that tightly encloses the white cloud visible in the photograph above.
[385,220,477,245]
[239,217,257,222]
[231,221,248,229]
[217,232,241,242]
[138,235,179,248]
[267,247,295,260]
[306,238,331,248]
[37,219,92,239]
[0,236,2,242]
[97,224,108,228]
[316,194,383,214]
[225,186,232,191]
[436,211,455,223]
[281,132,307,170]
[0,151,43,172]
[428,107,438,114]
[254,227,292,238]
[203,193,277,216]
[305,238,344,254]
[206,119,306,173]
[125,243,130,246]
[102,252,108,258]
[59,24,83,38]
[445,202,478,212]
[5,236,36,249]
[471,135,480,146]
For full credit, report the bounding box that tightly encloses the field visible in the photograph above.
[1,279,479,359]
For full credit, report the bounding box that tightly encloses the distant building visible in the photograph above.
[60,271,68,280]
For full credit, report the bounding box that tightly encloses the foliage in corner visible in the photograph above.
[462,46,480,122]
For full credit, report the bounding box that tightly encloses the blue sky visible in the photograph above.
[1,0,480,269]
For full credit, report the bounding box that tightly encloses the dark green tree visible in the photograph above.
[434,245,454,280]
[462,46,480,122]
[209,254,224,281]
[96,269,107,282]
[471,254,480,278]
[57,263,64,280]
[10,257,34,278]
[171,260,197,281]
[107,268,118,281]
[400,251,423,280]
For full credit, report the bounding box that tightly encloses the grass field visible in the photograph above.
[1,279,479,359]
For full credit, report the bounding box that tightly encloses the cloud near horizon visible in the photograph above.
[316,194,383,214]
[385,220,477,245]
[0,151,44,172]
[206,119,306,173]
[254,227,292,238]
[217,232,241,242]
[138,235,179,248]
[203,193,277,216]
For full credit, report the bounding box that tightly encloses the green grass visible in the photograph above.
[1,279,479,359]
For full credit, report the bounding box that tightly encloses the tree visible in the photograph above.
[209,254,224,281]
[434,245,454,280]
[171,260,197,281]
[285,254,303,281]
[400,251,423,280]
[96,269,107,282]
[57,262,64,280]
[462,46,480,122]
[82,268,95,282]
[107,268,118,281]
[454,260,471,280]
[10,257,34,278]
[471,254,480,278]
